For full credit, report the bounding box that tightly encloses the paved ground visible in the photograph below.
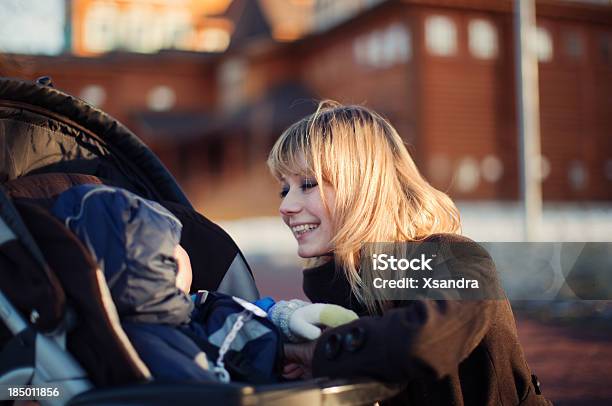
[515,315,612,405]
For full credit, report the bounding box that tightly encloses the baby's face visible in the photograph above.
[174,245,192,294]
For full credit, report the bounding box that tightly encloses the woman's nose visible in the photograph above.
[279,190,301,216]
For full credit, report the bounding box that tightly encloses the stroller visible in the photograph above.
[0,77,401,405]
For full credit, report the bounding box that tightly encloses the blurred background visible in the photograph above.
[1,0,611,403]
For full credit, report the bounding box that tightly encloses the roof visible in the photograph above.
[222,81,317,135]
[222,0,274,51]
[294,0,612,47]
[134,81,315,143]
[134,111,213,143]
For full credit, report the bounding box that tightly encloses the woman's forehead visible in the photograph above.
[278,153,311,173]
[278,168,311,181]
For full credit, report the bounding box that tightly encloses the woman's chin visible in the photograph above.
[297,243,331,259]
[297,245,322,258]
[297,249,315,258]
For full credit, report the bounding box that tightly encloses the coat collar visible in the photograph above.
[302,259,368,315]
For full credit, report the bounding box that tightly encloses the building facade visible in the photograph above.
[14,0,612,218]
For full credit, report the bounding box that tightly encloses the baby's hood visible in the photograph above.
[52,184,193,325]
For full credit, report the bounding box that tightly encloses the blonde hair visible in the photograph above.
[268,101,461,314]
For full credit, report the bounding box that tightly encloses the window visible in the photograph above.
[353,36,368,65]
[535,26,553,62]
[385,23,411,63]
[196,28,231,52]
[82,3,197,54]
[218,58,247,111]
[605,159,612,181]
[163,9,193,50]
[79,85,106,107]
[426,15,457,56]
[353,23,411,68]
[481,155,503,183]
[564,30,584,59]
[121,5,150,52]
[469,19,498,60]
[83,2,118,53]
[600,33,612,65]
[366,30,385,66]
[568,160,587,191]
[147,86,176,112]
[456,157,480,193]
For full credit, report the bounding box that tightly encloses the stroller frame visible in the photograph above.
[0,286,92,405]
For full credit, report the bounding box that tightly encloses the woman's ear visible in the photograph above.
[174,244,193,294]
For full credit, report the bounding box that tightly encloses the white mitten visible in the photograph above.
[269,300,358,342]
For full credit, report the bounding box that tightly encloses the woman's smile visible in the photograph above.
[291,223,320,239]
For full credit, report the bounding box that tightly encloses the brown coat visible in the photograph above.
[306,234,551,405]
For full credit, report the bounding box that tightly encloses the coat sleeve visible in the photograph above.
[312,238,501,382]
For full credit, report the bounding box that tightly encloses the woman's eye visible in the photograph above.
[279,179,317,198]
[301,179,318,190]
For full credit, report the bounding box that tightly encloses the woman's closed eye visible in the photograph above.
[301,179,318,191]
[279,179,318,198]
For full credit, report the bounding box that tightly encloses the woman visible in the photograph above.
[268,101,550,405]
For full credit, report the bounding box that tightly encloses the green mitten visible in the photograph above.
[289,303,358,341]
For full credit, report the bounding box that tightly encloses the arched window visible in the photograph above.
[469,19,498,60]
[426,15,457,56]
[353,23,411,67]
[147,86,176,112]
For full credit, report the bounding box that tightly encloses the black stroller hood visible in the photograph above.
[0,76,259,299]
[0,77,190,207]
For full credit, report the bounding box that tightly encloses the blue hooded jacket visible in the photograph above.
[52,184,193,325]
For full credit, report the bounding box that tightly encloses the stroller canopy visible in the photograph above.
[0,76,259,299]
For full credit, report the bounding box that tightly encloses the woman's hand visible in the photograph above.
[269,300,358,342]
[283,341,317,380]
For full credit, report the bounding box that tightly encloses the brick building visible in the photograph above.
[10,0,612,219]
